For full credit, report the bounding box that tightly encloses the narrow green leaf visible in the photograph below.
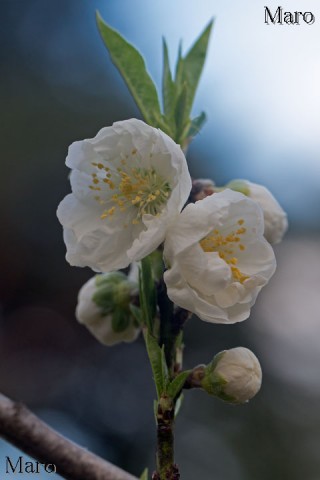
[175,40,183,83]
[174,83,189,142]
[175,20,213,120]
[153,399,158,424]
[161,346,169,393]
[168,370,190,399]
[144,330,167,398]
[149,249,164,283]
[174,393,184,418]
[140,256,157,331]
[188,111,207,138]
[162,38,176,129]
[140,468,149,480]
[138,267,148,329]
[96,12,162,126]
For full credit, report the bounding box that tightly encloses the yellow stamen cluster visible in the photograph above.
[200,219,249,283]
[89,153,171,224]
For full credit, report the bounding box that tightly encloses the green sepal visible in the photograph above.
[93,272,137,319]
[201,370,227,396]
[94,271,125,287]
[167,370,190,399]
[111,309,130,333]
[96,12,162,127]
[201,352,238,403]
[140,468,149,480]
[225,180,250,196]
[202,371,236,403]
[92,287,114,316]
[144,329,169,399]
[207,351,226,373]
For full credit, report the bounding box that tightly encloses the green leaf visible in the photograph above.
[174,83,189,143]
[174,393,184,418]
[168,370,190,399]
[175,40,183,83]
[153,399,158,423]
[149,249,164,283]
[175,20,213,120]
[188,111,207,138]
[140,468,149,480]
[161,346,169,391]
[96,12,162,126]
[144,330,169,398]
[162,38,176,130]
[139,256,157,331]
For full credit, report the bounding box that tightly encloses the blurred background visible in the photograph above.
[1,0,320,478]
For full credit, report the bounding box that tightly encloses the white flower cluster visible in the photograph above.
[57,119,286,343]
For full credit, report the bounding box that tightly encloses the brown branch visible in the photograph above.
[0,392,138,480]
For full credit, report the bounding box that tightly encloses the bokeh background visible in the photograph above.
[1,0,320,478]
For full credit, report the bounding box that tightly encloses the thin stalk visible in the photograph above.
[157,280,175,371]
[153,398,180,480]
[157,280,191,373]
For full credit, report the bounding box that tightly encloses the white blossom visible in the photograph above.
[203,347,262,404]
[57,119,191,272]
[76,273,140,346]
[227,180,288,244]
[163,189,276,323]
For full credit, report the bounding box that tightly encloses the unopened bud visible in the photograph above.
[201,347,262,404]
[76,271,140,346]
[226,179,288,244]
[190,178,216,202]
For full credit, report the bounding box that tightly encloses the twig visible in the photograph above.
[155,399,179,480]
[0,392,138,480]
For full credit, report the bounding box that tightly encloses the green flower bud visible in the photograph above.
[225,180,251,196]
[201,347,262,404]
[76,271,140,346]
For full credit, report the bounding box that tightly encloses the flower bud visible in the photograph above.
[76,271,140,346]
[190,178,216,201]
[201,347,262,404]
[226,179,288,244]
